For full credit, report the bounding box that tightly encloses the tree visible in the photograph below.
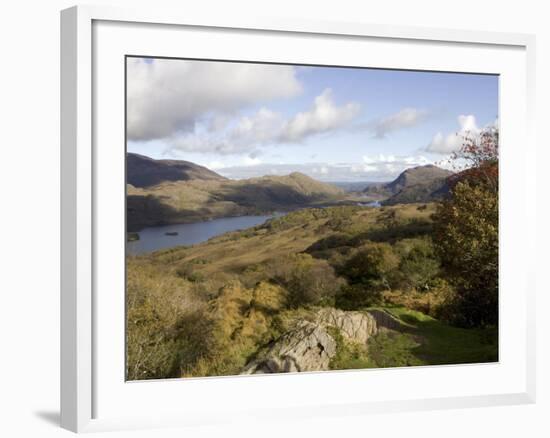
[267,254,345,307]
[432,127,498,327]
[393,238,440,292]
[343,242,399,290]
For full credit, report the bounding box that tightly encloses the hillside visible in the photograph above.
[126,203,498,380]
[127,170,345,231]
[363,164,453,205]
[383,177,451,205]
[127,152,226,188]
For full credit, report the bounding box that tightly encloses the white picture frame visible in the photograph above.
[60,5,537,433]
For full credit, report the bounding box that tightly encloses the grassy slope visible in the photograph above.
[127,203,497,378]
[382,177,450,206]
[127,172,347,231]
[333,306,497,370]
[364,165,452,205]
[127,152,226,188]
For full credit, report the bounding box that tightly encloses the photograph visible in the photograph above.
[125,57,499,380]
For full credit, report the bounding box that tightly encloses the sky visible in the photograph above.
[126,57,498,182]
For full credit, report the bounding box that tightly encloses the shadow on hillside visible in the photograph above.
[217,182,332,210]
[303,220,433,259]
[355,219,433,244]
[127,195,193,232]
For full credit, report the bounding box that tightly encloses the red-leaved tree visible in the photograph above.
[432,127,499,328]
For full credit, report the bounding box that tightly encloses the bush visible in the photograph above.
[336,283,382,310]
[342,242,399,290]
[126,260,209,380]
[187,281,280,377]
[382,277,452,317]
[266,254,345,307]
[176,264,205,282]
[306,233,352,252]
[393,238,440,291]
[250,281,288,313]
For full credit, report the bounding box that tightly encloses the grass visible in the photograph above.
[328,305,497,371]
[127,172,348,230]
[359,307,498,368]
[127,203,498,379]
[385,307,498,365]
[328,326,372,370]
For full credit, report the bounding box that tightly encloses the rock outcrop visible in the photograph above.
[316,308,378,344]
[243,321,337,374]
[242,308,405,374]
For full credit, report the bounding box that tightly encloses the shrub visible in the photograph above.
[336,283,382,310]
[187,281,279,377]
[176,264,205,282]
[266,253,345,307]
[382,277,452,317]
[126,260,209,380]
[306,233,352,252]
[342,241,399,290]
[393,238,440,291]
[251,281,288,313]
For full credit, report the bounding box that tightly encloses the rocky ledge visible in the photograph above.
[242,308,404,374]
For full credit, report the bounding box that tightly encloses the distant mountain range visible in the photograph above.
[330,181,380,192]
[126,154,344,231]
[127,153,225,188]
[363,164,453,205]
[126,154,455,230]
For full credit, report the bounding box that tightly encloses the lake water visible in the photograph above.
[127,214,281,255]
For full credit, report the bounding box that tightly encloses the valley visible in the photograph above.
[127,201,497,379]
[124,60,500,381]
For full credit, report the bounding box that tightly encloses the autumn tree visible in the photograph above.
[267,253,345,307]
[432,127,499,328]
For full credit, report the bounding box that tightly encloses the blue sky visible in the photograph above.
[127,58,498,181]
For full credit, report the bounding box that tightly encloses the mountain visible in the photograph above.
[127,169,344,231]
[382,177,451,205]
[127,153,226,188]
[363,165,453,205]
[330,181,379,192]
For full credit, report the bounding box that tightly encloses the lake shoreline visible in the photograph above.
[126,213,285,255]
[127,201,383,255]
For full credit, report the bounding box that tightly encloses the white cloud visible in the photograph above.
[208,161,227,170]
[218,154,434,182]
[243,156,262,166]
[426,114,480,154]
[127,58,302,141]
[372,108,429,138]
[167,89,360,155]
[231,108,285,146]
[280,89,360,142]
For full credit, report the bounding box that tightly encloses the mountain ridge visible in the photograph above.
[127,159,344,231]
[363,164,453,205]
[127,152,226,188]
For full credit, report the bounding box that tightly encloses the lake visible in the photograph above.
[127,214,281,255]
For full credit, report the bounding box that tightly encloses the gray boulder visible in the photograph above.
[243,321,337,374]
[316,308,378,344]
[242,308,403,374]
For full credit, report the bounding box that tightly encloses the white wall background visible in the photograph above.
[0,1,547,437]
